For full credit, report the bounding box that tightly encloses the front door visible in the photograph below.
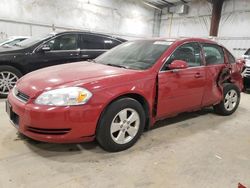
[27,34,80,71]
[157,42,206,118]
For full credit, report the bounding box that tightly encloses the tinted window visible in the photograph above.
[244,49,250,55]
[202,44,224,65]
[164,42,202,69]
[96,40,171,70]
[225,49,236,64]
[103,39,121,49]
[46,34,77,50]
[79,34,105,50]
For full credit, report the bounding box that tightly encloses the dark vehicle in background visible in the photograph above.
[0,31,126,97]
[242,49,250,89]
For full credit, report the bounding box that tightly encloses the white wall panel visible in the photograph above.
[215,37,250,58]
[0,0,155,39]
[0,21,31,38]
[160,0,212,37]
[160,0,250,38]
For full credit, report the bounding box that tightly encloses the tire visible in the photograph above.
[214,83,240,116]
[0,66,22,98]
[96,98,146,152]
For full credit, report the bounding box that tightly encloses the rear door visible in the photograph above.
[201,43,226,106]
[157,42,206,118]
[78,34,108,60]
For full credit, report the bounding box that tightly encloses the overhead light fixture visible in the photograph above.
[143,1,162,10]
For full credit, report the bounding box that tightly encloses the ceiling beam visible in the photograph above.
[180,0,188,3]
[143,1,162,10]
[161,0,174,6]
[210,0,225,37]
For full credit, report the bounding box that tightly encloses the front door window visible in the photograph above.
[46,34,78,51]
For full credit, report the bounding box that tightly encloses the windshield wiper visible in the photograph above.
[107,63,128,69]
[87,59,97,63]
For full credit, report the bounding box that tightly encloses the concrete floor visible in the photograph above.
[0,93,250,188]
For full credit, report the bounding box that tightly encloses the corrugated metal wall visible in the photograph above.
[215,37,250,58]
[159,0,250,58]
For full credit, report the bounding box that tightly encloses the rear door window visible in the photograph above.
[79,34,105,50]
[202,43,225,65]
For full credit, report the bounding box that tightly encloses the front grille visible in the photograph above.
[27,127,71,135]
[13,87,30,103]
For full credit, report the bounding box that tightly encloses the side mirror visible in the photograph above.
[40,45,51,52]
[169,60,189,70]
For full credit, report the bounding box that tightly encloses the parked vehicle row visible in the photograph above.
[0,31,126,97]
[6,38,244,151]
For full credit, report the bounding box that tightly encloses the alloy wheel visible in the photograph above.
[224,89,238,111]
[110,108,140,145]
[0,71,18,95]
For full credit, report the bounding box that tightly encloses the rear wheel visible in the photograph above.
[214,83,240,116]
[96,98,146,152]
[0,66,22,98]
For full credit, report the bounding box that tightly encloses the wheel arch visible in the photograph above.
[97,93,152,133]
[0,62,25,75]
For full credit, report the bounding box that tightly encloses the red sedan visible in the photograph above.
[6,38,244,152]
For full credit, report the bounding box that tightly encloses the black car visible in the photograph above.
[0,31,126,97]
[243,49,250,90]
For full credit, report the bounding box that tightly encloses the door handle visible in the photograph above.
[81,55,89,58]
[70,53,79,56]
[195,72,202,78]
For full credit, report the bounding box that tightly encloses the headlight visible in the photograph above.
[35,87,92,106]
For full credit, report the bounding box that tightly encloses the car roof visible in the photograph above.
[8,36,30,39]
[55,31,127,42]
[138,37,218,44]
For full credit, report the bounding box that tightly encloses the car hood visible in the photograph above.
[0,46,26,54]
[16,62,140,98]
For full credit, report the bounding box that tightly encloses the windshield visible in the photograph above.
[17,34,54,47]
[96,40,172,70]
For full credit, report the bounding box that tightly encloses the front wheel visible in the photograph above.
[96,98,146,152]
[214,83,240,116]
[0,66,22,98]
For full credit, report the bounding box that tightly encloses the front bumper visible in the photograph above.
[7,91,102,143]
